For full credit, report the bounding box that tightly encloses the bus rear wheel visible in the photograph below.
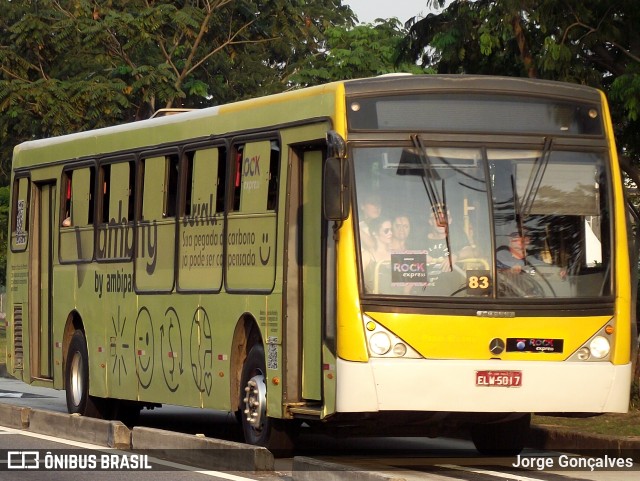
[471,414,530,456]
[65,330,104,418]
[239,344,296,455]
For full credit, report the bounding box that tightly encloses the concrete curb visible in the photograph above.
[28,409,131,449]
[0,404,273,472]
[528,425,640,461]
[132,426,274,472]
[0,403,30,429]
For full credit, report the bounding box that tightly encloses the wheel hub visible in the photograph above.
[243,374,267,430]
[70,352,83,406]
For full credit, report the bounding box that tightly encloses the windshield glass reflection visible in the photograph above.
[353,146,611,299]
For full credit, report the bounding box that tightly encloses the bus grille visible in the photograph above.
[13,304,23,369]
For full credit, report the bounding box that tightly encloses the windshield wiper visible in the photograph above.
[411,134,446,222]
[410,134,452,270]
[519,137,553,218]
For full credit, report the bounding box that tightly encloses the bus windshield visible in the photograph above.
[354,144,611,299]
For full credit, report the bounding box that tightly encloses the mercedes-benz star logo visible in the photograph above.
[489,338,505,355]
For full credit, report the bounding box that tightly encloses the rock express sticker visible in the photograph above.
[506,338,564,353]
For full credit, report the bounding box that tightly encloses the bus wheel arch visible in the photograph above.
[230,315,296,452]
[230,314,262,414]
[63,316,105,419]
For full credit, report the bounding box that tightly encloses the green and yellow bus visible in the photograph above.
[6,75,638,454]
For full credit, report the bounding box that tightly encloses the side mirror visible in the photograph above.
[323,156,350,221]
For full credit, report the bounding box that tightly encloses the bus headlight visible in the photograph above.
[369,332,392,355]
[589,336,610,359]
[576,347,591,361]
[393,343,408,357]
[362,315,422,358]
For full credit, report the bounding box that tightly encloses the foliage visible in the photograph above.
[0,0,356,181]
[401,0,640,165]
[291,19,429,87]
[0,0,357,287]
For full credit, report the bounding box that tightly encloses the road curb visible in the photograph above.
[0,403,30,429]
[27,409,131,449]
[131,426,274,472]
[528,425,640,462]
[0,404,273,472]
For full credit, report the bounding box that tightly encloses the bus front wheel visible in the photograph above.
[470,414,530,456]
[239,344,296,454]
[65,330,103,418]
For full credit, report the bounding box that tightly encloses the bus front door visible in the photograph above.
[301,150,323,401]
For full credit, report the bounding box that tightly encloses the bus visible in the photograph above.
[6,75,638,455]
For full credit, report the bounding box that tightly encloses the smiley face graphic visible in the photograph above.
[135,307,154,389]
[259,232,271,266]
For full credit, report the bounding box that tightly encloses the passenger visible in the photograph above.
[359,193,381,252]
[390,215,411,251]
[425,207,454,275]
[362,218,393,292]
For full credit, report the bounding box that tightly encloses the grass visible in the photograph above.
[533,410,640,438]
[533,379,640,438]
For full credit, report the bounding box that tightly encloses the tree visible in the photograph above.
[401,0,640,164]
[291,19,429,87]
[0,0,356,182]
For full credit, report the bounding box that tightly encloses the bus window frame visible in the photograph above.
[176,141,228,294]
[138,147,182,222]
[95,156,136,263]
[58,161,97,264]
[225,133,281,294]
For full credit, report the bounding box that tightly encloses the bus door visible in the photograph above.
[30,181,56,380]
[300,150,323,401]
[284,146,324,405]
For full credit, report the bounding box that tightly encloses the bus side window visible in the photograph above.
[62,171,72,226]
[231,140,277,213]
[232,145,243,212]
[60,166,95,262]
[100,164,111,223]
[267,140,280,211]
[140,154,179,220]
[62,166,95,228]
[10,176,30,250]
[183,147,224,217]
[165,154,179,218]
[99,161,134,225]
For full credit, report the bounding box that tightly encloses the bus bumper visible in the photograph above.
[336,357,632,414]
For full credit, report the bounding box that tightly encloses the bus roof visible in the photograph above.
[11,79,346,169]
[11,75,604,170]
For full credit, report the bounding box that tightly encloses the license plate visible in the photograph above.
[476,370,522,387]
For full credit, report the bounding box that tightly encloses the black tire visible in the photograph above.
[239,344,296,455]
[111,400,142,427]
[65,330,104,418]
[471,414,531,456]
